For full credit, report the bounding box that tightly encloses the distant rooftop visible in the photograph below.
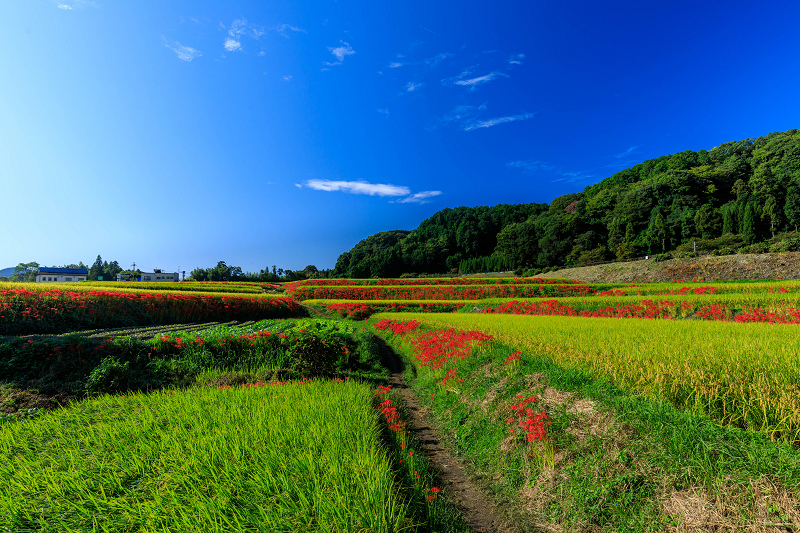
[39,267,88,275]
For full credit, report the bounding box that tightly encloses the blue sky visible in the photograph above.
[2,0,800,274]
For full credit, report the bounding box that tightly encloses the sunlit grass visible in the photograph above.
[0,380,412,532]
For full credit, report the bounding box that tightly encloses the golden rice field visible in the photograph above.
[372,311,800,443]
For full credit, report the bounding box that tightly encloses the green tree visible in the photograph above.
[694,204,721,239]
[11,262,39,282]
[89,255,104,281]
[784,186,800,232]
[762,196,779,238]
[742,204,757,244]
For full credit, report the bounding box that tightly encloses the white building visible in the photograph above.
[36,267,88,283]
[118,269,179,282]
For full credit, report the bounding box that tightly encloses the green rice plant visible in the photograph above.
[372,312,800,443]
[0,380,415,532]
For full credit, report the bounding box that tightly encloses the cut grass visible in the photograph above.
[0,379,414,532]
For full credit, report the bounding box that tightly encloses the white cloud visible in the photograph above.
[405,81,423,92]
[325,41,355,65]
[422,52,453,69]
[302,179,410,197]
[508,53,525,65]
[463,112,535,131]
[283,75,292,81]
[395,191,442,204]
[454,71,507,87]
[506,160,556,172]
[444,68,507,89]
[228,19,248,38]
[377,108,390,116]
[163,39,202,62]
[614,145,640,158]
[56,0,97,9]
[224,38,242,52]
[388,62,404,68]
[258,51,266,57]
[439,103,487,126]
[274,24,306,38]
[507,159,594,184]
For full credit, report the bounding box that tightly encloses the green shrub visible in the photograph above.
[652,253,672,262]
[769,238,800,253]
[85,356,132,394]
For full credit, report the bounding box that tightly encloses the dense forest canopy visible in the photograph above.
[333,129,800,277]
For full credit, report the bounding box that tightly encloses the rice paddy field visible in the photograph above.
[4,274,800,531]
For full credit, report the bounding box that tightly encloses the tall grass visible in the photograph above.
[0,380,412,532]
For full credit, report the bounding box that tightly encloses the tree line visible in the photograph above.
[333,129,800,277]
[188,261,331,282]
[2,256,124,282]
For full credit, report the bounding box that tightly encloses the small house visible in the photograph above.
[36,267,88,283]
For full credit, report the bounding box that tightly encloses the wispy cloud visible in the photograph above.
[614,145,640,158]
[507,159,595,184]
[55,0,97,9]
[508,53,525,66]
[422,52,453,69]
[377,108,390,116]
[325,41,355,66]
[394,191,442,204]
[224,38,242,52]
[273,24,306,38]
[463,112,535,131]
[388,62,404,68]
[405,81,424,92]
[506,160,556,172]
[299,180,409,197]
[163,39,202,62]
[443,68,508,89]
[440,103,487,126]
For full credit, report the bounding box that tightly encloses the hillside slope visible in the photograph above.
[539,252,800,283]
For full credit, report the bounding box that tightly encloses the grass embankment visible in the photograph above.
[540,252,800,284]
[0,380,409,532]
[371,314,800,531]
[0,319,386,420]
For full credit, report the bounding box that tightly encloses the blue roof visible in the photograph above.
[39,267,88,275]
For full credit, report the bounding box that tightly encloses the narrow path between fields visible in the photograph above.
[377,337,516,533]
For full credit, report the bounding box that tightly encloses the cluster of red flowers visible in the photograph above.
[290,283,595,302]
[506,395,551,442]
[0,287,301,335]
[440,368,465,388]
[373,385,441,504]
[286,277,584,289]
[483,299,676,320]
[373,319,422,335]
[408,328,493,369]
[504,350,522,364]
[324,301,465,320]
[374,385,407,434]
[660,286,719,296]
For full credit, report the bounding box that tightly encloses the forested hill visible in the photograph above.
[333,129,800,278]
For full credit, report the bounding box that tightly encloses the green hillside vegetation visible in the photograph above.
[334,129,800,277]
